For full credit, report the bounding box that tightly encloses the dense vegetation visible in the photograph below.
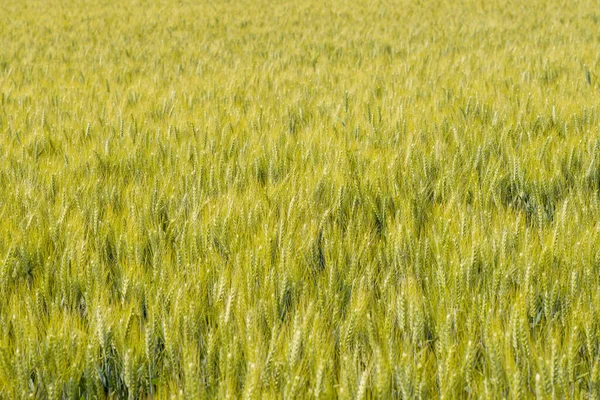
[1,0,600,397]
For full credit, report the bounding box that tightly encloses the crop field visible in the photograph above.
[1,0,600,398]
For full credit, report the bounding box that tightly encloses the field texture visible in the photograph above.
[1,0,600,398]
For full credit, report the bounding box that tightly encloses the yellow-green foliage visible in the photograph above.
[1,0,600,398]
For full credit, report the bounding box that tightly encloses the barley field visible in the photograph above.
[1,0,600,398]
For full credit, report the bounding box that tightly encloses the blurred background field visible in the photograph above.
[1,0,600,397]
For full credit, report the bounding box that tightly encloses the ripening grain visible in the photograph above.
[1,0,600,398]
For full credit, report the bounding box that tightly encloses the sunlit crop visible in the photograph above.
[1,0,600,398]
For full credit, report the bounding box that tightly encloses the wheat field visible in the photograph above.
[1,0,600,398]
